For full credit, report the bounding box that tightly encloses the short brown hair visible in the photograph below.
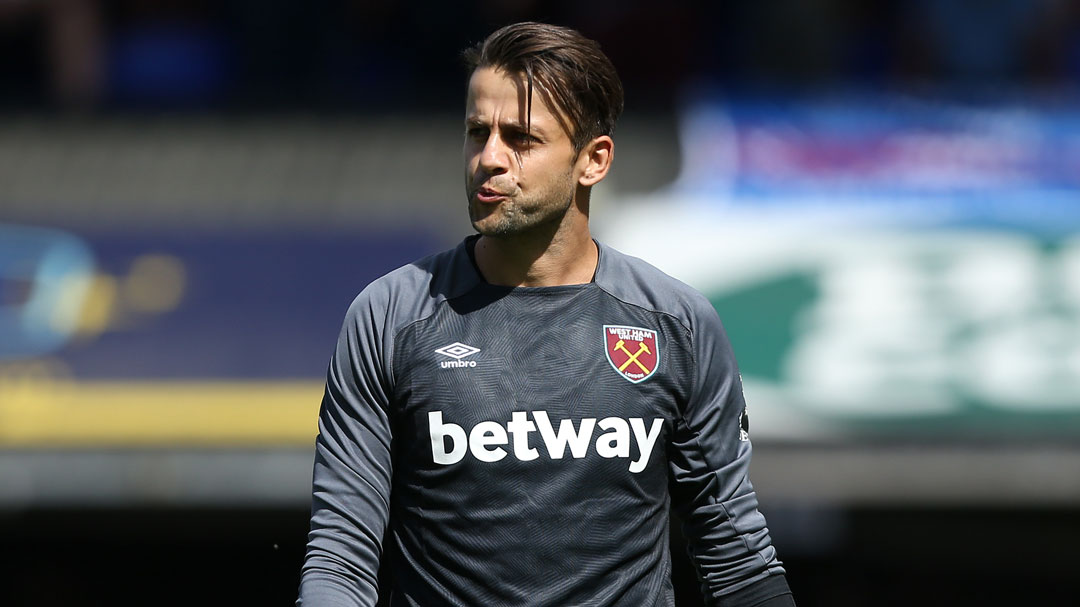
[463,22,624,153]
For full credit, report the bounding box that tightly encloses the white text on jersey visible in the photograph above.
[429,411,663,473]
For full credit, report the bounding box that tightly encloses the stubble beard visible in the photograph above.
[468,174,576,239]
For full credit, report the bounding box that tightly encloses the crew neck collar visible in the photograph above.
[462,234,602,289]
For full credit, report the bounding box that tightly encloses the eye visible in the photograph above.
[466,126,489,141]
[507,130,539,146]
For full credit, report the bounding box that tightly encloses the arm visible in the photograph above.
[668,297,794,607]
[298,288,395,606]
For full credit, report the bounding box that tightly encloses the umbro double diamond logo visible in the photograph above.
[435,342,480,368]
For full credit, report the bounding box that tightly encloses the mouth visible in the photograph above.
[474,186,510,204]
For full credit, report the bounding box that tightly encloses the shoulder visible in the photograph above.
[343,240,482,332]
[593,241,720,334]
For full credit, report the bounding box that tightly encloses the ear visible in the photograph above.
[576,135,614,187]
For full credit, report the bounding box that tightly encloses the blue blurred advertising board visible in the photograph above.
[0,226,438,447]
[598,94,1080,441]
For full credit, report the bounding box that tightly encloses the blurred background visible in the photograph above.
[2,0,1079,605]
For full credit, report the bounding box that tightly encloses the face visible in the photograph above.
[464,67,582,238]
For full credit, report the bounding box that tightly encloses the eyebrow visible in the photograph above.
[464,116,546,136]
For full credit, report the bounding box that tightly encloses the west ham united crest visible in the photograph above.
[604,325,659,384]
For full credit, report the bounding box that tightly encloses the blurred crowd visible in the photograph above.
[3,0,1080,113]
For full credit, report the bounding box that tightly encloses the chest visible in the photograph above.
[390,288,692,474]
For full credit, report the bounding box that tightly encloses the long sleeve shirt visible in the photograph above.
[298,236,790,606]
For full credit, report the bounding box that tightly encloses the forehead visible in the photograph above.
[465,67,566,133]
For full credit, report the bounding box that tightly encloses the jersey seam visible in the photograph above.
[386,295,453,390]
[593,283,694,337]
[387,287,485,392]
[628,286,766,591]
[381,241,480,388]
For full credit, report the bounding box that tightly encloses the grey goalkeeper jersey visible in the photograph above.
[298,237,785,606]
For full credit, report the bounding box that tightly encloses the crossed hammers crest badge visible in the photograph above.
[603,325,659,384]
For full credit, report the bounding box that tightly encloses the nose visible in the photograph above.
[478,132,510,175]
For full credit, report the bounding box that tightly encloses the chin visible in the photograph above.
[473,222,519,238]
[471,207,516,237]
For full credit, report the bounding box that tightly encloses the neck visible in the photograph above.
[474,212,598,288]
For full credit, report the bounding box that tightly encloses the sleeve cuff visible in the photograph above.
[715,573,795,607]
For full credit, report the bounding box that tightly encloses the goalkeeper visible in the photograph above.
[298,21,795,607]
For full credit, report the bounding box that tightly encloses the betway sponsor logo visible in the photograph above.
[429,411,663,474]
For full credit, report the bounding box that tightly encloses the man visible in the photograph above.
[298,21,794,607]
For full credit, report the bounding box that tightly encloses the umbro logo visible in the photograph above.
[435,342,480,359]
[435,342,480,368]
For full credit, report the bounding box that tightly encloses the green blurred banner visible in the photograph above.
[598,95,1080,441]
